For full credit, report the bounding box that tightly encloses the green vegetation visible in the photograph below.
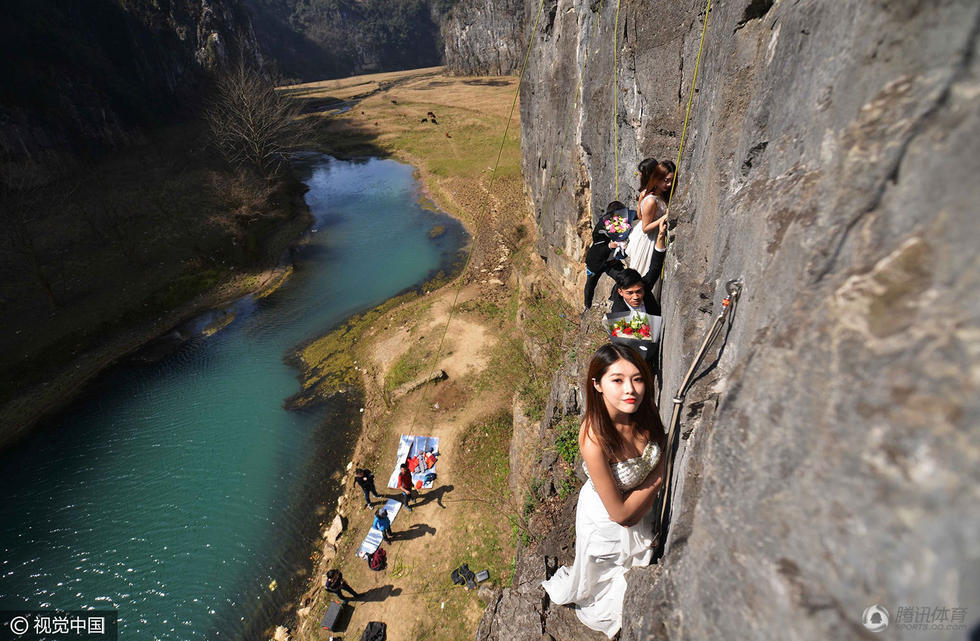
[557,471,579,500]
[428,224,446,238]
[391,112,521,182]
[456,299,506,323]
[511,514,533,548]
[555,415,580,464]
[384,343,430,395]
[457,410,512,501]
[300,290,424,397]
[469,282,574,425]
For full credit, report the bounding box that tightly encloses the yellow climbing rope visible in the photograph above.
[537,0,607,220]
[612,0,622,200]
[665,0,712,219]
[654,0,716,555]
[403,0,548,434]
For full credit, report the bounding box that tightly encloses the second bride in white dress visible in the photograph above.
[626,159,673,277]
[542,343,667,638]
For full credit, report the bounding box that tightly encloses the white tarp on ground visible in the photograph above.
[386,434,440,489]
[356,498,404,559]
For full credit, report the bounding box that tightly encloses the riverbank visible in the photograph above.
[270,70,577,641]
[0,122,314,451]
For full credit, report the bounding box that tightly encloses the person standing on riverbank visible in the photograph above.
[354,468,383,509]
[397,463,415,511]
[325,569,360,604]
[374,507,393,542]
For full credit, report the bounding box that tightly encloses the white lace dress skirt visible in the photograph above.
[541,479,655,638]
[624,220,657,277]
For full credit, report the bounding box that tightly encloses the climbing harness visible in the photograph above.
[654,278,742,556]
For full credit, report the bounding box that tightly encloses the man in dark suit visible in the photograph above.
[611,218,668,315]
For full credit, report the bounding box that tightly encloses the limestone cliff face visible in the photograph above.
[443,0,527,75]
[481,0,980,639]
[1,0,260,166]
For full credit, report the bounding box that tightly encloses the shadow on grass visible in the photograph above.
[293,96,347,114]
[392,523,436,542]
[359,584,402,603]
[463,79,511,87]
[414,483,454,509]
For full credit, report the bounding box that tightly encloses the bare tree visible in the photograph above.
[78,204,139,265]
[206,65,308,177]
[0,162,64,309]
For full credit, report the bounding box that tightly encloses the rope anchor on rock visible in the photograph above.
[655,278,743,558]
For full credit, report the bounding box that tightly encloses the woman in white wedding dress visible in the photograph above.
[625,159,674,277]
[542,343,666,638]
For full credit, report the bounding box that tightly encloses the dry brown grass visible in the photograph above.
[278,66,445,102]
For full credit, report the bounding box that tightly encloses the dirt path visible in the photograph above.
[289,280,515,641]
[341,284,501,637]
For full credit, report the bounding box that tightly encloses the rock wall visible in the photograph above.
[1,0,261,168]
[484,0,980,639]
[243,0,451,82]
[443,0,527,75]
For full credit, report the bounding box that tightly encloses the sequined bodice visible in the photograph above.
[583,440,662,492]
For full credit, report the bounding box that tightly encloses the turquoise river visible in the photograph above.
[0,155,468,639]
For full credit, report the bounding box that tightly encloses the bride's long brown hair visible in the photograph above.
[583,343,665,461]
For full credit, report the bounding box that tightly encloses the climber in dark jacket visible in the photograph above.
[584,201,632,310]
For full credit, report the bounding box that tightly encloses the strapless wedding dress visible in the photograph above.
[541,441,661,638]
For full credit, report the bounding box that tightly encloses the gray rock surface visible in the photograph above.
[390,369,449,400]
[511,394,542,499]
[477,547,547,641]
[443,0,528,75]
[483,0,980,639]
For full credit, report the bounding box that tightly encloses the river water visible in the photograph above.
[0,155,468,639]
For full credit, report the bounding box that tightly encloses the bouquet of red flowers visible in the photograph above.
[609,315,653,339]
[602,312,662,344]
